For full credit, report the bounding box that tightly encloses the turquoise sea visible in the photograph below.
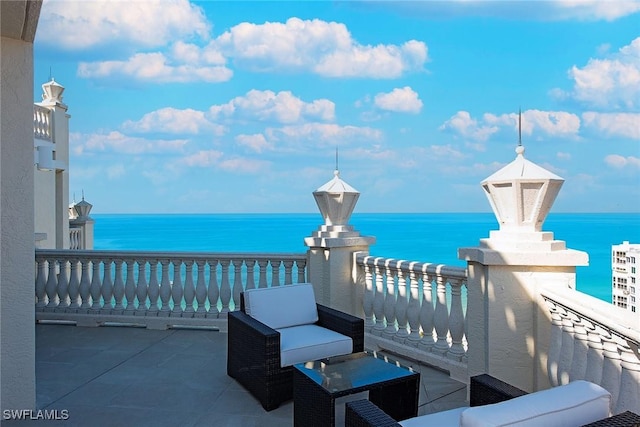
[92,213,639,303]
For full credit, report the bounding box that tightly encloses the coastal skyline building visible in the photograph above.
[612,241,640,314]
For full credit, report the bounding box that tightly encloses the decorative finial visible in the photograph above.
[82,189,85,201]
[49,66,52,82]
[335,146,339,171]
[515,108,525,156]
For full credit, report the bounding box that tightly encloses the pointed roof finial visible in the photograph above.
[82,189,85,201]
[518,108,522,147]
[335,146,339,171]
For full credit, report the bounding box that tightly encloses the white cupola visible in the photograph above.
[482,144,564,233]
[313,169,360,227]
[41,78,66,107]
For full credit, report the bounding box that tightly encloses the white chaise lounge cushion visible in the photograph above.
[278,324,353,367]
[399,407,466,427]
[460,380,611,427]
[243,283,318,330]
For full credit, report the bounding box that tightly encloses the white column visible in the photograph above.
[1,0,41,410]
[460,238,588,392]
[305,233,374,316]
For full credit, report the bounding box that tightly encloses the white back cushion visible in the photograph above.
[243,283,318,329]
[461,380,611,427]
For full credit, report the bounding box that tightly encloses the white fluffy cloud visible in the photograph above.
[374,87,423,113]
[215,18,428,78]
[266,123,383,147]
[123,107,226,135]
[604,154,640,169]
[484,110,581,137]
[439,111,499,142]
[209,90,335,124]
[582,112,640,139]
[235,134,272,153]
[37,0,210,49]
[80,131,187,154]
[564,37,640,109]
[78,52,233,83]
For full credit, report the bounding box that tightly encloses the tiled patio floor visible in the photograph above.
[4,324,467,426]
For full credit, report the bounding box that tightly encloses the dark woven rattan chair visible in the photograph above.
[227,289,364,411]
[345,374,640,427]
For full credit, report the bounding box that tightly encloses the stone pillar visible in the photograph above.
[304,170,375,316]
[69,197,94,250]
[459,144,588,393]
[35,78,70,249]
[0,0,42,411]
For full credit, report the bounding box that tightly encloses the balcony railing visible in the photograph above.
[542,286,640,415]
[33,248,638,415]
[35,249,307,331]
[69,227,83,250]
[33,105,52,141]
[355,252,468,380]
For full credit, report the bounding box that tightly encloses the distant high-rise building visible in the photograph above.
[612,241,639,314]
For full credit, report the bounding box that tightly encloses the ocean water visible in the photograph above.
[92,213,640,303]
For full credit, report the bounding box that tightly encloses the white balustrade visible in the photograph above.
[356,253,468,378]
[69,228,83,249]
[35,250,307,331]
[542,287,640,415]
[33,105,52,141]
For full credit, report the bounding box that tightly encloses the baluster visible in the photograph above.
[78,259,92,311]
[67,258,80,311]
[101,259,114,313]
[584,320,604,385]
[112,259,125,313]
[207,260,220,317]
[382,262,397,338]
[170,259,184,316]
[55,259,69,311]
[45,259,59,309]
[557,309,576,385]
[183,260,195,317]
[362,258,375,332]
[219,259,231,313]
[393,263,409,343]
[615,339,640,414]
[447,277,466,361]
[569,312,589,382]
[419,271,435,351]
[546,300,563,386]
[258,259,268,288]
[296,259,306,283]
[231,259,243,310]
[433,275,449,356]
[124,259,136,314]
[271,259,281,286]
[147,260,160,314]
[158,259,171,316]
[372,262,386,336]
[35,256,47,310]
[601,329,622,410]
[245,260,256,290]
[136,260,150,315]
[283,260,294,284]
[194,260,207,317]
[90,260,102,312]
[406,267,421,345]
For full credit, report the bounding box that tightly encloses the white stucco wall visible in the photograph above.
[34,169,56,248]
[1,35,36,410]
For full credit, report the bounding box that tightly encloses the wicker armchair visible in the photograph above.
[227,284,364,411]
[345,374,640,427]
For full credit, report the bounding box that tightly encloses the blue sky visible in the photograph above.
[34,0,640,214]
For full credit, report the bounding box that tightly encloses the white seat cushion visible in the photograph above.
[278,324,353,367]
[460,380,611,427]
[399,407,467,427]
[243,283,318,329]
